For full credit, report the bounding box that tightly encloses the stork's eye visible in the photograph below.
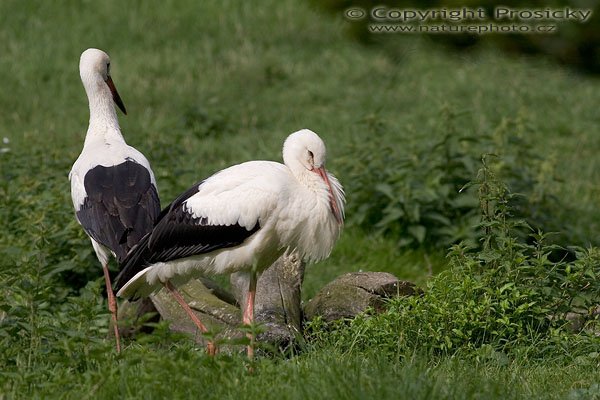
[308,150,314,163]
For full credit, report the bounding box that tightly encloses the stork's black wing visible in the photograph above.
[114,180,259,291]
[76,160,161,263]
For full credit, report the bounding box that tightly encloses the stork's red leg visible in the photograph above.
[102,263,121,354]
[243,270,257,359]
[164,281,217,356]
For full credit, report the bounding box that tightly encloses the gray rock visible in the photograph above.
[118,252,306,352]
[151,278,243,349]
[117,297,160,337]
[231,251,305,350]
[554,307,600,335]
[118,260,418,351]
[304,272,417,322]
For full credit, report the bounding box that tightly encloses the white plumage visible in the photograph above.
[69,48,161,353]
[115,128,344,356]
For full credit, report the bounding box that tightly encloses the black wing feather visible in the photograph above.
[114,181,260,291]
[76,160,161,262]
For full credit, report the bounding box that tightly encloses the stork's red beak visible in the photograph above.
[315,166,343,225]
[105,76,127,115]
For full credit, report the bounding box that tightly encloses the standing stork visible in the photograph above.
[115,129,344,357]
[69,48,161,353]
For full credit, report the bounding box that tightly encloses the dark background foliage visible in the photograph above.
[309,0,600,73]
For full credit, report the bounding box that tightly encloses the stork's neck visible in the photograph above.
[290,166,314,187]
[83,83,125,146]
[287,163,326,197]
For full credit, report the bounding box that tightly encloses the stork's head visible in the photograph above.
[79,48,127,114]
[283,129,345,225]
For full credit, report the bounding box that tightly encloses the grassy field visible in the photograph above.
[1,0,600,398]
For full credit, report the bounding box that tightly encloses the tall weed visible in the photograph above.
[341,107,564,249]
[309,158,600,360]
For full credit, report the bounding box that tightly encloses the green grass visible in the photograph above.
[1,0,600,398]
[6,339,600,399]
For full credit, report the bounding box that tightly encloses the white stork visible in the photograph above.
[115,129,345,357]
[69,48,161,353]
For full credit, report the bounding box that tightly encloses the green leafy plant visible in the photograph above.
[341,107,566,249]
[310,157,600,360]
[340,107,481,248]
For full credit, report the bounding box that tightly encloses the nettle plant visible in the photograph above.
[310,158,600,360]
[340,108,480,248]
[340,107,562,249]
